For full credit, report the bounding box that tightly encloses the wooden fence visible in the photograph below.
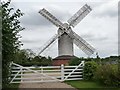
[10,61,84,83]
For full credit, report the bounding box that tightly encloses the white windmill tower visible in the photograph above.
[38,4,96,65]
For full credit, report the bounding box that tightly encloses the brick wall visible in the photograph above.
[52,59,69,66]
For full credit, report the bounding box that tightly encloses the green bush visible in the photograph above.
[83,61,98,80]
[94,64,120,87]
[69,57,81,65]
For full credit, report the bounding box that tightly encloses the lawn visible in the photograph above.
[65,80,120,90]
[8,83,19,89]
[2,83,19,90]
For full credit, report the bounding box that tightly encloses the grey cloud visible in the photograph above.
[81,34,94,39]
[95,10,117,18]
[91,2,118,18]
[20,11,52,26]
[20,7,71,27]
[48,9,71,22]
[86,36,108,41]
[81,33,108,42]
[10,2,50,26]
[119,40,120,55]
[22,39,42,43]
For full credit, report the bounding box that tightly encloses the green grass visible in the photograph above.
[2,83,19,90]
[65,80,120,90]
[8,83,19,89]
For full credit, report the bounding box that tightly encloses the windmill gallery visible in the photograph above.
[38,4,96,66]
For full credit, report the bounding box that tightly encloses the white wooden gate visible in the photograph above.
[10,61,84,83]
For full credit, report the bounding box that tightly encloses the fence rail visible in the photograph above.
[10,61,84,83]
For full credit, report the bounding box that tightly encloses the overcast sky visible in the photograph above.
[3,0,119,58]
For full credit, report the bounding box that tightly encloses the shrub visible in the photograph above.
[69,57,81,66]
[83,61,98,80]
[94,64,120,87]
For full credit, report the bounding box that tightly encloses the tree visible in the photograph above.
[25,49,36,60]
[14,49,30,65]
[2,0,24,87]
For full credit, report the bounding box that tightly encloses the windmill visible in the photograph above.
[38,4,96,65]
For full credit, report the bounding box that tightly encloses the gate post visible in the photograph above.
[81,61,85,80]
[20,67,23,82]
[41,66,43,81]
[61,64,64,81]
[82,61,85,66]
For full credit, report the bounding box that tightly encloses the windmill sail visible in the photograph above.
[67,4,92,27]
[39,8,64,29]
[64,28,95,56]
[38,32,64,55]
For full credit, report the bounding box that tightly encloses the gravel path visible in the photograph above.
[19,82,77,89]
[19,73,77,90]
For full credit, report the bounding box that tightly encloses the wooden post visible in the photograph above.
[41,66,43,81]
[61,64,64,81]
[21,67,23,82]
[82,61,85,80]
[82,61,85,66]
[41,66,43,74]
